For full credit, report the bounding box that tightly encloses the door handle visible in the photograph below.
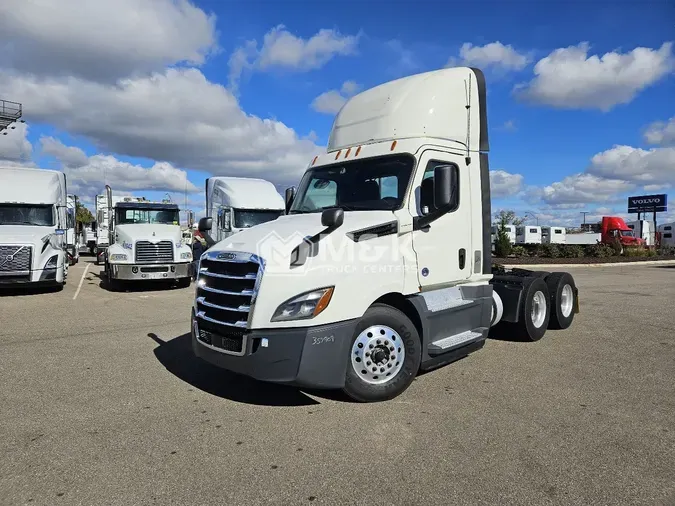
[458,248,466,269]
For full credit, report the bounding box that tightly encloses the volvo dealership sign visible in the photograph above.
[627,194,668,213]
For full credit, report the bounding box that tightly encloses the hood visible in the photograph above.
[115,223,182,244]
[213,210,397,257]
[0,225,55,245]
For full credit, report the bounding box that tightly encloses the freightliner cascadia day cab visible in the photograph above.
[192,67,580,402]
[205,176,285,242]
[0,167,69,287]
[102,185,193,290]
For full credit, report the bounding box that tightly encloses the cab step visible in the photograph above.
[428,330,483,355]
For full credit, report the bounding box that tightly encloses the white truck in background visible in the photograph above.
[658,222,674,246]
[205,176,285,242]
[102,185,193,290]
[516,225,542,244]
[66,194,80,265]
[191,67,580,402]
[94,193,112,264]
[541,226,566,244]
[627,219,655,246]
[0,167,69,288]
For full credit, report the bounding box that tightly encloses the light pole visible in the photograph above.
[524,211,539,226]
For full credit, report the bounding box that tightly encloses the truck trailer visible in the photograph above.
[102,186,193,290]
[0,167,69,288]
[191,67,580,402]
[205,176,285,242]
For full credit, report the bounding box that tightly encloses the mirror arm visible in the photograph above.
[412,202,453,231]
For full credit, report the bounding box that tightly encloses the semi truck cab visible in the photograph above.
[191,67,580,402]
[103,186,193,289]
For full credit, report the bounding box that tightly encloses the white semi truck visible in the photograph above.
[205,176,285,242]
[102,185,193,289]
[191,67,580,402]
[66,194,80,265]
[0,167,69,288]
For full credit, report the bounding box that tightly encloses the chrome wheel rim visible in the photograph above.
[560,284,574,318]
[531,290,547,328]
[351,325,405,385]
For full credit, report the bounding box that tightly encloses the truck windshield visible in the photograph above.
[115,208,180,224]
[234,209,283,228]
[0,204,55,226]
[620,230,634,237]
[289,154,415,213]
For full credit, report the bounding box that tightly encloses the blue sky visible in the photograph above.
[0,0,674,226]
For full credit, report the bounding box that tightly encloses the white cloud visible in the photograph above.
[588,145,675,186]
[39,136,198,199]
[490,170,524,198]
[1,68,321,187]
[228,25,359,91]
[448,42,531,72]
[0,0,218,83]
[514,42,674,111]
[40,137,89,168]
[311,80,362,114]
[0,122,33,164]
[643,116,675,146]
[536,173,635,208]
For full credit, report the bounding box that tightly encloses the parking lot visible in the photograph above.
[1,257,673,505]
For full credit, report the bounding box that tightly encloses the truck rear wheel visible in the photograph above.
[511,277,551,342]
[342,303,421,403]
[545,272,576,330]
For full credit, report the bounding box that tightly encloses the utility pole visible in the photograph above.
[580,211,589,228]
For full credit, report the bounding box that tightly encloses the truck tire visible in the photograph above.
[342,303,421,403]
[511,277,551,342]
[545,272,576,330]
[105,264,121,292]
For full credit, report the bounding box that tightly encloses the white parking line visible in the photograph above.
[72,263,91,300]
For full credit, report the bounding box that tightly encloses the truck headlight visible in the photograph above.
[271,287,334,322]
[44,255,58,269]
[180,251,192,260]
[109,253,128,261]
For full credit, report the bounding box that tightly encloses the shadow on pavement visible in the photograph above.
[0,284,63,297]
[148,332,328,407]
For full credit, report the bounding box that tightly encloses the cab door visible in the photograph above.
[409,149,472,290]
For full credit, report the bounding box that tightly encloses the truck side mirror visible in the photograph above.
[198,217,212,232]
[285,186,296,214]
[321,208,344,228]
[434,165,458,209]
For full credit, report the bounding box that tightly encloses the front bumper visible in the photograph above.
[191,310,358,389]
[0,267,62,286]
[109,262,190,281]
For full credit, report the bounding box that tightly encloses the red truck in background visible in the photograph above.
[601,216,646,248]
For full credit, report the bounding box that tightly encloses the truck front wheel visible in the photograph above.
[342,303,421,403]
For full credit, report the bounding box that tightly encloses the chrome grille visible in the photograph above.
[134,241,173,264]
[195,251,263,354]
[0,245,32,274]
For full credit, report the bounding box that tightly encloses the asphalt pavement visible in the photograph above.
[1,257,673,505]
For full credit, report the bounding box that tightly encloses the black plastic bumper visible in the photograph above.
[191,310,358,389]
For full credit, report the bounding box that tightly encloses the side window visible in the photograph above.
[665,233,672,239]
[419,161,459,215]
[665,226,672,231]
[530,228,537,233]
[305,179,337,209]
[378,175,398,199]
[555,229,562,234]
